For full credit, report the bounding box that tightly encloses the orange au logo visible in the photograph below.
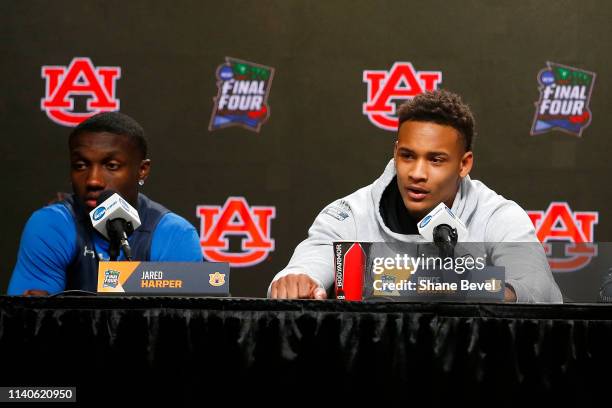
[527,202,598,272]
[208,272,226,287]
[197,197,276,267]
[41,57,121,127]
[363,62,442,131]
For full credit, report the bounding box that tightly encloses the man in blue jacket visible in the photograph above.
[8,112,203,295]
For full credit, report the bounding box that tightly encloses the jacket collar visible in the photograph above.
[371,158,473,239]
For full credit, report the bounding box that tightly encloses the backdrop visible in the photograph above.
[1,0,611,300]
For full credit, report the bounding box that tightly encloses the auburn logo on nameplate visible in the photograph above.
[527,202,598,272]
[41,57,121,127]
[363,62,442,131]
[197,197,276,267]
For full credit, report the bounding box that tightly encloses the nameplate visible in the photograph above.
[97,261,230,296]
[334,241,505,302]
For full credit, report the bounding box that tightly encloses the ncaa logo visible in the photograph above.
[527,202,598,272]
[196,197,276,267]
[363,62,442,131]
[41,57,121,127]
[93,206,106,221]
[419,215,432,228]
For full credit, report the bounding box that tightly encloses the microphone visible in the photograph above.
[433,224,458,259]
[599,268,612,302]
[417,203,468,258]
[89,190,141,261]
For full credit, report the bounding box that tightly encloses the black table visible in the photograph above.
[0,296,610,406]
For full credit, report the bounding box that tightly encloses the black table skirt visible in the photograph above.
[1,296,610,406]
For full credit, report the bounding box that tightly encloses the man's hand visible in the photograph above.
[504,285,517,302]
[270,274,327,299]
[22,289,49,296]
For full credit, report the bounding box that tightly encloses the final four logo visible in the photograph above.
[531,62,596,137]
[363,62,442,131]
[197,197,276,267]
[103,269,120,289]
[209,57,275,132]
[41,57,121,127]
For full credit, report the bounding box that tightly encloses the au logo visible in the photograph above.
[41,57,121,127]
[527,202,598,272]
[197,197,276,267]
[209,272,226,287]
[363,62,442,131]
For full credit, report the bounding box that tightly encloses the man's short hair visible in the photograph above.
[397,89,475,151]
[69,112,148,159]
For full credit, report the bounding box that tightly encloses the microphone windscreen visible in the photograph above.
[96,190,118,206]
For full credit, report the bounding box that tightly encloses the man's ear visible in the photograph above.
[139,159,151,181]
[393,140,398,160]
[459,151,473,178]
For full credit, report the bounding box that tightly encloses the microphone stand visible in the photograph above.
[106,218,135,261]
[433,224,458,260]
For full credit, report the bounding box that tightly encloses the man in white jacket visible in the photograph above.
[270,90,562,303]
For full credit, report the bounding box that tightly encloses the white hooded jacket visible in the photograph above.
[271,159,563,303]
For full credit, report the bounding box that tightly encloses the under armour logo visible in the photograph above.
[83,246,96,258]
